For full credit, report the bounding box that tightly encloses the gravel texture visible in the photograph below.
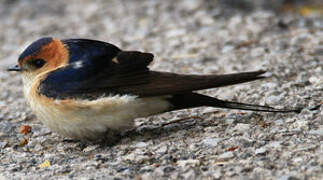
[0,0,322,179]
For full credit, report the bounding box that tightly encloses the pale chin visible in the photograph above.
[22,74,35,95]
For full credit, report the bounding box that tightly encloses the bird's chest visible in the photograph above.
[24,93,136,139]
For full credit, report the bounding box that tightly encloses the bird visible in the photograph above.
[8,37,300,141]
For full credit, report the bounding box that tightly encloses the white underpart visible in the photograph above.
[22,75,171,140]
[46,95,170,140]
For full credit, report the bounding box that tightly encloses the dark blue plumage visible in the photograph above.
[62,39,121,63]
[38,40,154,99]
[18,37,53,62]
[39,39,125,99]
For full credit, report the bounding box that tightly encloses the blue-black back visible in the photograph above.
[62,39,121,64]
[39,39,122,99]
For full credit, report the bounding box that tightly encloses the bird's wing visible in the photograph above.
[39,51,266,99]
[39,51,152,99]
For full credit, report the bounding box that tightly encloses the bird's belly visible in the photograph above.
[27,94,171,140]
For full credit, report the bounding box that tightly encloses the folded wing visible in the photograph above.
[39,51,266,99]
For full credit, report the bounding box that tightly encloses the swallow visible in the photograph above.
[7,37,301,141]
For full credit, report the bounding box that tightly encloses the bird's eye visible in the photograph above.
[31,59,46,68]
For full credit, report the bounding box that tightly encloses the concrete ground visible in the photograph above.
[0,0,322,179]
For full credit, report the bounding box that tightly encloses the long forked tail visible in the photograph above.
[169,93,301,113]
[206,97,301,113]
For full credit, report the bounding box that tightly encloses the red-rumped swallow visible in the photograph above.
[8,37,300,141]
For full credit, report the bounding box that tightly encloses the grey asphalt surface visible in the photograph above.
[0,0,322,179]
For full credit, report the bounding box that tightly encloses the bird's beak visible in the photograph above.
[7,64,22,72]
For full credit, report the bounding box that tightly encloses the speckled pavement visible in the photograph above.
[0,0,322,179]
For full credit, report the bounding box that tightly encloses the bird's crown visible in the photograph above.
[18,37,53,63]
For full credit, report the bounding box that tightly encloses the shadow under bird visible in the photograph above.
[7,37,300,141]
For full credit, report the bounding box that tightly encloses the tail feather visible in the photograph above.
[201,70,267,88]
[168,93,301,113]
[206,98,301,113]
[164,70,301,113]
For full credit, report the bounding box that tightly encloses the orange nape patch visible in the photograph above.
[20,39,69,71]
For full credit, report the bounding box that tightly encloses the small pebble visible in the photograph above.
[177,159,200,167]
[234,123,251,133]
[309,129,323,136]
[217,152,234,161]
[255,147,267,155]
[135,142,148,148]
[266,95,282,105]
[202,138,222,147]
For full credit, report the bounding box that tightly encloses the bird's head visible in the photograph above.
[8,37,69,81]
